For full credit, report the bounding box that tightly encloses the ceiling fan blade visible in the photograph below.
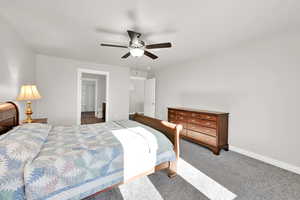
[127,30,141,40]
[121,52,131,59]
[101,43,128,48]
[145,42,172,49]
[144,51,158,59]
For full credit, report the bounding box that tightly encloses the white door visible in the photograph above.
[81,80,96,112]
[144,78,156,117]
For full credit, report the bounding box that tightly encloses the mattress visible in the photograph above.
[0,120,176,200]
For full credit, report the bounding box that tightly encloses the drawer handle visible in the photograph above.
[206,116,210,119]
[205,122,210,125]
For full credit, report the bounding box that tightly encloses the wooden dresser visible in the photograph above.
[168,107,229,155]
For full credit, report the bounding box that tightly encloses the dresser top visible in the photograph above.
[168,107,229,115]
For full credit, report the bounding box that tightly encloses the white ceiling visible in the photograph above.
[0,0,300,69]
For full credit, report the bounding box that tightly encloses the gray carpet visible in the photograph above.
[88,140,300,200]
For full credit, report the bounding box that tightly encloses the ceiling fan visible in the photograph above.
[100,30,172,60]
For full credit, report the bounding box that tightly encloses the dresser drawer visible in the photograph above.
[187,130,217,146]
[187,124,217,137]
[188,118,217,129]
[190,112,201,118]
[168,113,176,120]
[199,114,217,121]
[190,112,216,121]
[169,109,176,114]
[176,111,190,116]
[176,115,188,121]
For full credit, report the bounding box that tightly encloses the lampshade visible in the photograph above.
[17,85,42,101]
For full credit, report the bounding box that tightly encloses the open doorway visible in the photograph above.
[77,69,109,125]
[129,77,146,118]
[129,77,155,119]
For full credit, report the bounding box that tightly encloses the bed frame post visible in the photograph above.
[168,161,177,178]
[168,123,181,178]
[132,113,182,179]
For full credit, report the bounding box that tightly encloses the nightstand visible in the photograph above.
[21,118,48,124]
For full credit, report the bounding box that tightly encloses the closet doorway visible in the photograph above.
[77,69,109,125]
[129,77,155,118]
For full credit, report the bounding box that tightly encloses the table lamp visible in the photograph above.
[17,85,41,123]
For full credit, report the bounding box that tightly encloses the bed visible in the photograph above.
[0,102,182,200]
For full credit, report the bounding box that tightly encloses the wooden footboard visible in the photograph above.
[85,115,182,199]
[132,113,182,177]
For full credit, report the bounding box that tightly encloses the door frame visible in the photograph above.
[81,78,98,115]
[77,68,109,125]
[130,76,147,80]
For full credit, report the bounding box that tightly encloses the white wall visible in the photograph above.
[0,17,36,120]
[131,69,148,78]
[36,55,129,125]
[154,30,300,169]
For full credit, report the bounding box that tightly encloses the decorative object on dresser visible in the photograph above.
[16,85,42,123]
[21,118,48,124]
[168,107,229,155]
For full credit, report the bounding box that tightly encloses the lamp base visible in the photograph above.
[25,101,33,123]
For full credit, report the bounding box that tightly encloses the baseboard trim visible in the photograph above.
[229,145,300,175]
[129,112,144,115]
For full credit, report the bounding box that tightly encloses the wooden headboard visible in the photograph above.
[0,102,19,135]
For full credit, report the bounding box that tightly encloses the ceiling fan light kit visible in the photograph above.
[101,30,172,60]
[130,47,144,57]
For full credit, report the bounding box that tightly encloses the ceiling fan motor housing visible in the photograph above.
[129,40,145,48]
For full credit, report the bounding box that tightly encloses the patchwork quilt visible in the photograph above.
[0,120,176,200]
[0,124,51,200]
